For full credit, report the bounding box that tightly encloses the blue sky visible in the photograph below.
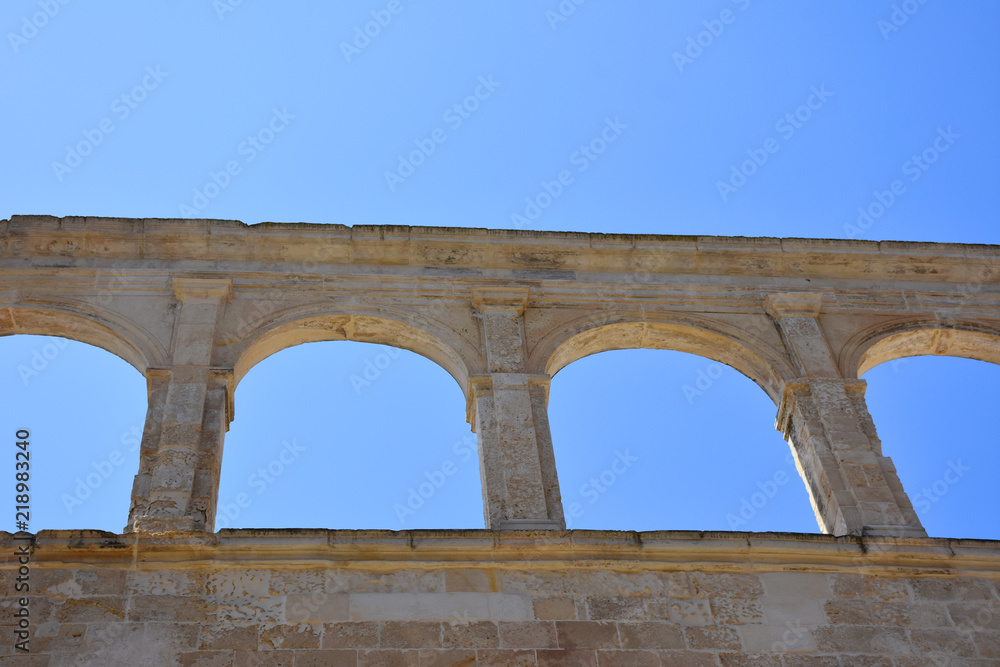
[1,1,998,539]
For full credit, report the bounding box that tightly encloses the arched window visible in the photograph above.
[548,349,817,533]
[0,334,146,533]
[862,355,1000,539]
[217,340,481,529]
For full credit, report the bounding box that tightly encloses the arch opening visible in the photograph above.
[218,340,482,530]
[861,354,1000,540]
[232,311,475,397]
[0,334,147,533]
[540,319,791,403]
[853,325,1000,378]
[548,348,818,533]
[0,305,160,375]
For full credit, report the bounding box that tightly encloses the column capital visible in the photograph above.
[145,367,173,395]
[472,286,529,314]
[764,292,823,320]
[467,373,551,428]
[209,367,236,427]
[775,377,867,437]
[173,277,232,304]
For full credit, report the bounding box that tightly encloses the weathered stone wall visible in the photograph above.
[2,216,999,662]
[3,531,999,665]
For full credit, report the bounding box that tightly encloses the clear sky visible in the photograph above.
[1,2,998,539]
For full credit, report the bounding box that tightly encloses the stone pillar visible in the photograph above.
[766,293,925,538]
[126,278,233,533]
[470,288,564,530]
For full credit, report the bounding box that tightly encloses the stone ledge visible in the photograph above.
[3,529,998,575]
[3,216,997,286]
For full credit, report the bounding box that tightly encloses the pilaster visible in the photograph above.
[471,288,565,530]
[766,293,926,538]
[126,278,233,533]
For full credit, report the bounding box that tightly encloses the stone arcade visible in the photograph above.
[2,215,999,664]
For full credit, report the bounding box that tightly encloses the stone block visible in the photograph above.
[233,650,295,666]
[440,621,499,649]
[555,621,619,649]
[595,649,659,666]
[444,569,496,593]
[738,623,816,652]
[831,574,909,602]
[498,621,556,648]
[537,649,599,666]
[813,626,910,655]
[586,596,647,621]
[260,624,322,649]
[869,601,950,627]
[356,649,419,666]
[718,653,783,667]
[176,652,237,667]
[907,628,977,657]
[285,594,349,622]
[533,596,576,620]
[683,625,741,651]
[293,650,358,667]
[474,649,537,666]
[198,626,260,651]
[53,596,127,623]
[616,621,684,649]
[779,657,840,667]
[650,598,713,626]
[655,650,718,667]
[378,621,442,649]
[948,601,1000,631]
[416,649,477,667]
[322,622,380,649]
[709,597,764,625]
[349,593,531,621]
[909,577,996,601]
[824,599,872,625]
[128,594,215,622]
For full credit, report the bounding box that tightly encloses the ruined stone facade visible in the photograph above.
[2,215,998,664]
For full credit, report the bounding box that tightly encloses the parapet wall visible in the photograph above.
[3,530,1000,664]
[2,216,999,662]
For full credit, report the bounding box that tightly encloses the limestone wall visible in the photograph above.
[2,216,999,662]
[3,530,999,665]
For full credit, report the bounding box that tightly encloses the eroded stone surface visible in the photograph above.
[2,217,999,661]
[3,530,1000,663]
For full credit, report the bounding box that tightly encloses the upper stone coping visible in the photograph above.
[4,529,999,572]
[3,214,998,254]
